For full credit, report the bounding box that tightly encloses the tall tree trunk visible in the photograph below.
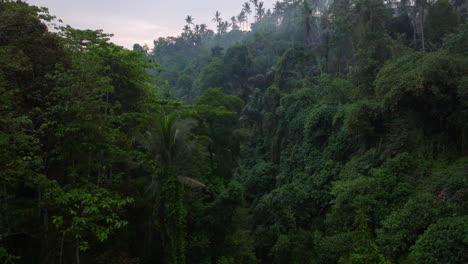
[60,232,65,264]
[420,5,425,51]
[75,239,80,264]
[416,0,427,51]
[157,168,186,264]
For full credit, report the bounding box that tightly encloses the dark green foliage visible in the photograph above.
[425,0,460,48]
[386,14,414,45]
[346,0,401,96]
[275,47,318,92]
[223,45,252,99]
[193,88,245,181]
[242,161,277,202]
[376,193,443,261]
[2,0,467,264]
[338,213,391,264]
[374,47,467,154]
[406,216,468,264]
[196,57,225,96]
[443,22,468,56]
[313,232,357,264]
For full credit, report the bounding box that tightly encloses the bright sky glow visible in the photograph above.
[26,0,277,48]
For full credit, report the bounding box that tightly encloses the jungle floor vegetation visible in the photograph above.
[1,0,467,263]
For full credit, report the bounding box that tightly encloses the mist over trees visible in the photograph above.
[1,0,467,264]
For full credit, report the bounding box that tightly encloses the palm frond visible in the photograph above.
[177,176,207,191]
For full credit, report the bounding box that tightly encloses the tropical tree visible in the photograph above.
[255,1,266,21]
[237,11,247,30]
[217,21,231,35]
[182,25,191,36]
[273,0,285,15]
[145,113,196,264]
[243,2,252,29]
[413,0,429,50]
[194,24,200,34]
[150,114,194,168]
[424,0,460,48]
[231,16,240,30]
[213,11,222,24]
[213,11,224,34]
[199,23,208,34]
[251,0,259,9]
[185,15,194,25]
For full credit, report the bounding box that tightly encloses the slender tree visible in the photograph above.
[212,11,222,24]
[243,2,252,29]
[212,11,223,34]
[255,1,266,21]
[231,16,240,30]
[145,114,195,264]
[182,25,191,34]
[413,0,428,50]
[237,11,247,30]
[303,0,313,45]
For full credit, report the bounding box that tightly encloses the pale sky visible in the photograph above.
[26,0,277,49]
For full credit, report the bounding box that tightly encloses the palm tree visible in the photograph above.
[217,21,231,34]
[185,15,194,25]
[255,1,266,21]
[212,11,222,24]
[273,1,285,15]
[272,1,287,25]
[212,11,223,34]
[148,114,193,170]
[144,113,197,264]
[242,2,252,30]
[243,2,252,15]
[231,16,239,30]
[237,11,247,31]
[182,25,191,36]
[147,114,207,191]
[199,24,208,34]
[250,0,259,8]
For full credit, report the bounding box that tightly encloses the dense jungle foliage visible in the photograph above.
[0,0,467,263]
